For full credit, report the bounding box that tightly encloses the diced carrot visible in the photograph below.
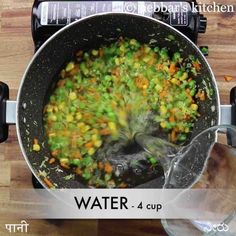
[118,182,128,188]
[186,88,190,94]
[43,177,54,188]
[199,92,206,101]
[135,76,149,89]
[69,66,79,76]
[186,94,194,102]
[193,62,201,70]
[170,130,177,142]
[142,91,147,97]
[51,150,59,157]
[49,158,56,164]
[83,113,93,119]
[169,116,175,123]
[171,108,178,114]
[224,75,233,82]
[60,163,70,169]
[75,168,82,175]
[57,79,66,87]
[169,63,176,74]
[85,142,93,149]
[33,139,38,144]
[156,64,163,70]
[90,78,97,84]
[159,90,167,99]
[104,162,113,174]
[147,58,154,66]
[73,151,82,159]
[196,90,206,101]
[100,128,111,135]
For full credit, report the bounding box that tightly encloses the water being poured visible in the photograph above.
[95,107,167,187]
[95,92,236,189]
[135,126,236,191]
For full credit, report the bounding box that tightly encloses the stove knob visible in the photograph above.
[198,15,207,33]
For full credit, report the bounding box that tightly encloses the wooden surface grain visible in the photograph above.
[0,0,235,235]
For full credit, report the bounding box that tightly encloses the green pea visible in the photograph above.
[70,106,77,113]
[160,48,169,60]
[190,88,196,96]
[173,52,181,62]
[82,156,93,167]
[92,49,99,56]
[148,156,157,165]
[65,80,74,89]
[79,103,86,109]
[177,133,187,141]
[71,159,81,166]
[105,173,112,181]
[82,170,92,180]
[175,71,183,78]
[104,75,113,82]
[189,80,196,88]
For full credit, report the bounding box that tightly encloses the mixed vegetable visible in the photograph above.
[43,38,202,188]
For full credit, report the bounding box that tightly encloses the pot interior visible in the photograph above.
[17,13,219,188]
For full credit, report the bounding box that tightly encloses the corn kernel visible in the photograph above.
[76,112,82,120]
[77,122,85,128]
[92,128,99,134]
[65,62,75,72]
[69,92,77,100]
[160,105,167,115]
[185,127,190,133]
[58,103,65,110]
[66,114,74,122]
[170,78,178,85]
[48,132,56,137]
[94,140,102,148]
[91,49,98,56]
[88,148,95,155]
[179,72,188,81]
[134,62,140,69]
[160,122,167,128]
[33,144,40,152]
[60,158,69,164]
[46,106,53,113]
[49,115,57,122]
[115,58,120,65]
[91,134,98,141]
[190,104,198,111]
[108,122,117,131]
[155,84,162,92]
[130,39,137,45]
[81,125,90,133]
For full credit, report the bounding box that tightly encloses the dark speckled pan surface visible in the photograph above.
[17,13,219,189]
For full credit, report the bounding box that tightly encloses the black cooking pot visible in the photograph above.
[0,13,235,188]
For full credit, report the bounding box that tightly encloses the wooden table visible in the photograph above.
[0,0,235,235]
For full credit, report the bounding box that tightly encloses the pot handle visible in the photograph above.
[0,82,9,143]
[228,87,236,147]
[230,87,236,125]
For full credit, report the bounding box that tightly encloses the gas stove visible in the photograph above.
[32,0,207,46]
[31,0,208,188]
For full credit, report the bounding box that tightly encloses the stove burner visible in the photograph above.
[32,0,207,49]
